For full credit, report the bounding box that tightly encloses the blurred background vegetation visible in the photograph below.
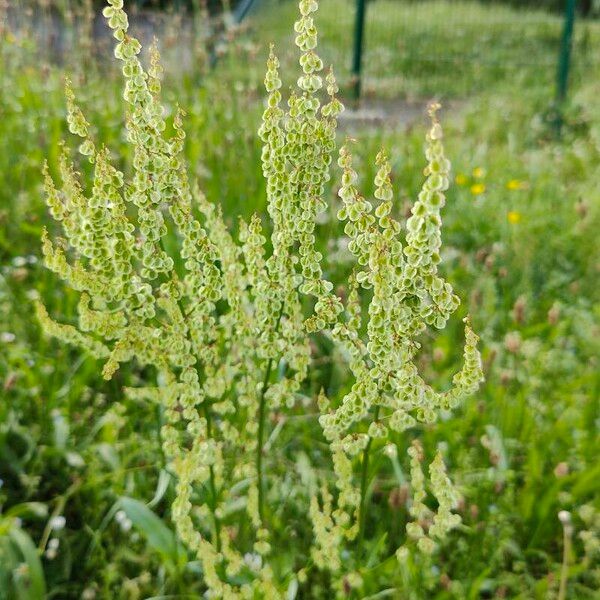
[1,0,599,598]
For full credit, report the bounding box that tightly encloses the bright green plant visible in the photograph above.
[36,0,482,596]
[0,503,47,600]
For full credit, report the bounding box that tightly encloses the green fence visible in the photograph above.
[246,0,599,104]
[351,0,596,101]
[9,0,600,105]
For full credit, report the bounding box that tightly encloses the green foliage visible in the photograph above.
[117,496,184,571]
[253,0,600,99]
[0,0,599,597]
[0,513,47,600]
[35,0,484,595]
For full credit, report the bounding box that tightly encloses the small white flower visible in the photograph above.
[558,510,572,525]
[115,510,126,523]
[45,548,57,560]
[384,443,397,459]
[48,538,60,550]
[45,538,60,559]
[50,515,66,530]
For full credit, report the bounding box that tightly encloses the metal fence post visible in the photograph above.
[554,0,576,133]
[234,0,259,23]
[351,0,367,100]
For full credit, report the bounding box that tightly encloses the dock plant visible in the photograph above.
[37,0,483,596]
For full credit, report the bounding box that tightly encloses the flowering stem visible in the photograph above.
[166,277,222,552]
[358,405,381,549]
[256,304,284,523]
[204,403,222,553]
[558,513,573,600]
[256,357,274,523]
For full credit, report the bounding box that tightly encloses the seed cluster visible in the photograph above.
[38,0,483,595]
[310,107,483,565]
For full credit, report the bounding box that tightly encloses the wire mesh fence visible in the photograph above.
[4,0,599,104]
[245,0,600,102]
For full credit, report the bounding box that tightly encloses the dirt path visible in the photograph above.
[338,97,464,131]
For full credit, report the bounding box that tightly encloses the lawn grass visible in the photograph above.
[248,0,600,99]
[1,1,599,598]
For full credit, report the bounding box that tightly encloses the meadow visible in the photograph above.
[0,1,599,598]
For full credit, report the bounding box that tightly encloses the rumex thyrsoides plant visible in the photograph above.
[37,0,483,596]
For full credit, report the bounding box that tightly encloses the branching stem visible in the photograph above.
[203,404,222,552]
[256,304,284,523]
[166,275,222,552]
[558,516,573,600]
[358,405,381,549]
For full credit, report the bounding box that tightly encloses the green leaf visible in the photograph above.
[118,496,181,568]
[5,503,48,520]
[148,469,171,508]
[366,531,388,568]
[8,526,46,600]
[52,411,69,450]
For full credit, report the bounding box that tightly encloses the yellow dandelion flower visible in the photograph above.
[506,179,528,191]
[455,173,467,186]
[470,183,486,195]
[507,211,522,224]
[472,167,486,179]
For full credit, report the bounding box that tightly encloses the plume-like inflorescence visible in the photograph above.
[310,104,483,567]
[38,0,482,595]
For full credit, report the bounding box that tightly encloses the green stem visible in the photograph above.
[558,519,572,600]
[161,267,222,553]
[38,480,81,552]
[256,304,284,524]
[256,356,274,523]
[358,405,381,549]
[203,403,222,553]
